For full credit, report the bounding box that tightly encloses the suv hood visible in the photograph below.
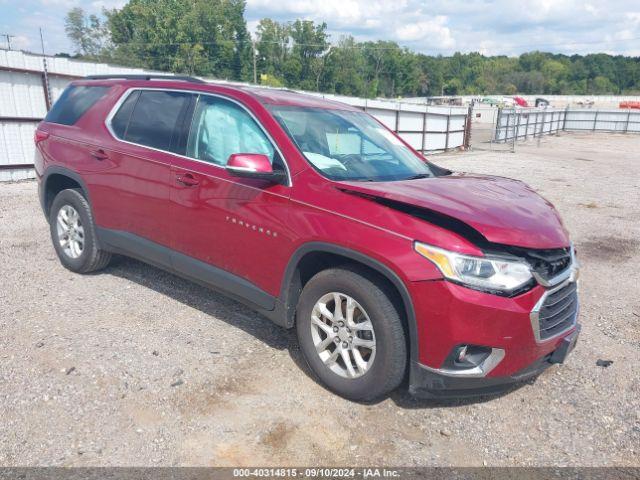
[338,174,569,249]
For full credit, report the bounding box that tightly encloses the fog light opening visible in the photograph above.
[448,344,493,370]
[456,345,468,363]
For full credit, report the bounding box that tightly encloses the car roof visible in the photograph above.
[235,85,360,111]
[75,77,360,111]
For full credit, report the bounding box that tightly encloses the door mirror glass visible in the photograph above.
[226,154,286,183]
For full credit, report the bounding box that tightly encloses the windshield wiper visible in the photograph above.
[402,173,432,180]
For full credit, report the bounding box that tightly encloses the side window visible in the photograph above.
[186,95,276,167]
[110,90,139,138]
[122,90,191,152]
[45,85,109,125]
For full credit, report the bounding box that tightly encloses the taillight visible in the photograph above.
[34,130,49,143]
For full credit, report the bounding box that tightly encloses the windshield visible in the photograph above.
[269,106,436,182]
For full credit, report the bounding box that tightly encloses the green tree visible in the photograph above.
[255,18,291,84]
[590,76,617,94]
[324,36,367,95]
[65,7,109,57]
[443,78,462,95]
[105,0,251,80]
[290,20,329,89]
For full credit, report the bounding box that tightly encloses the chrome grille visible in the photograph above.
[532,281,578,341]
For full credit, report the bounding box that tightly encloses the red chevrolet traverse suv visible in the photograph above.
[35,75,580,401]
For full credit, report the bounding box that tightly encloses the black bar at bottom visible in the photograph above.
[0,163,35,170]
[0,467,637,480]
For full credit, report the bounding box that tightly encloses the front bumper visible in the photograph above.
[407,276,579,398]
[409,326,580,398]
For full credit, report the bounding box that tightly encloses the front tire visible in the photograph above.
[49,189,112,273]
[296,266,407,401]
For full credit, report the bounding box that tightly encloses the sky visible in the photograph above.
[1,0,639,57]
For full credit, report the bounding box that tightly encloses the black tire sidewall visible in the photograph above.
[49,189,97,273]
[296,268,406,401]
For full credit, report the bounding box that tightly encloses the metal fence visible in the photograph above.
[493,108,640,143]
[0,49,469,181]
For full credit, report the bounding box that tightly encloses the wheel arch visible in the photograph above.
[41,166,91,216]
[280,242,419,362]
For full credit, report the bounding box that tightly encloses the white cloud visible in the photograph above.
[90,0,128,10]
[7,34,31,50]
[39,0,79,7]
[247,0,408,25]
[246,0,640,55]
[395,16,455,49]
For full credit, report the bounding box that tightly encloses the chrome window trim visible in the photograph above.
[104,86,292,187]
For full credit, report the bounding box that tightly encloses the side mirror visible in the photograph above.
[225,153,286,184]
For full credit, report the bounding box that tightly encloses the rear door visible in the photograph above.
[98,88,193,250]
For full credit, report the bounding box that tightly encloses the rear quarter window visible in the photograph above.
[110,90,140,138]
[44,85,110,125]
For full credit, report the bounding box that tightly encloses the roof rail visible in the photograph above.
[84,74,205,84]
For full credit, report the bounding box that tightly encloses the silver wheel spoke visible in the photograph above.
[324,346,341,367]
[353,337,375,349]
[60,208,70,225]
[345,297,356,327]
[340,348,356,378]
[318,302,334,322]
[71,241,79,257]
[316,334,335,352]
[352,320,372,331]
[332,293,344,321]
[57,215,68,231]
[311,314,333,335]
[352,348,368,375]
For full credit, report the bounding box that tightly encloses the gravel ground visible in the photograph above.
[0,132,638,467]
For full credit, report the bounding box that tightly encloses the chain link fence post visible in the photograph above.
[463,104,473,150]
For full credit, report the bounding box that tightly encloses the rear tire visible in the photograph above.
[296,266,407,401]
[49,189,112,273]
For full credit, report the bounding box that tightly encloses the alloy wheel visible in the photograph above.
[310,292,376,378]
[56,205,85,259]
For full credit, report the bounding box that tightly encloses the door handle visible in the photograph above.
[176,173,200,187]
[90,149,109,161]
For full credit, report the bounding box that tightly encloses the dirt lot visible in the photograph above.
[0,133,638,467]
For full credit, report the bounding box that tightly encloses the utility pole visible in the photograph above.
[39,28,46,54]
[39,27,52,111]
[1,33,15,50]
[252,40,258,84]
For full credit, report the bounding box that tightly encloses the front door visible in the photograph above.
[169,94,293,300]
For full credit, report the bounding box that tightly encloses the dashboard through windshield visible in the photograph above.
[268,106,437,182]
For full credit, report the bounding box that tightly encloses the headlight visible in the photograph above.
[414,242,533,295]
